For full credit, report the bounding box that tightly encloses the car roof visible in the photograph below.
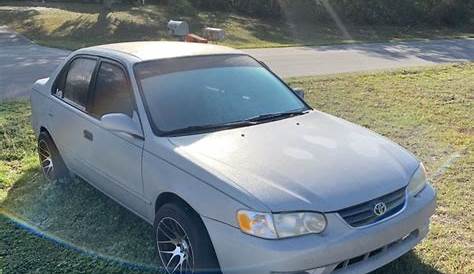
[79,41,244,63]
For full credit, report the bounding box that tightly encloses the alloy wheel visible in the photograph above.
[38,139,55,181]
[156,217,195,274]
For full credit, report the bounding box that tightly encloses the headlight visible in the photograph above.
[274,212,326,238]
[237,210,326,239]
[408,163,427,196]
[237,210,277,239]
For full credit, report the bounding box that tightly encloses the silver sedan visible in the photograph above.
[30,41,436,274]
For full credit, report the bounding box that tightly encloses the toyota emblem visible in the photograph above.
[373,202,387,216]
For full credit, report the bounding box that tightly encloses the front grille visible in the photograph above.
[332,229,419,273]
[338,187,406,227]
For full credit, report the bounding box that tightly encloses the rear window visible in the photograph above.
[60,58,97,109]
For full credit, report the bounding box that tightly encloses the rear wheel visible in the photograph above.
[154,203,221,274]
[37,131,69,182]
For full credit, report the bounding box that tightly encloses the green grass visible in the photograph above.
[1,63,473,273]
[0,2,473,50]
[0,215,155,274]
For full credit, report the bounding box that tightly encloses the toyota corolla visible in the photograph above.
[30,41,436,274]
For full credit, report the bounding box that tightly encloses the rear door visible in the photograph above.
[49,56,98,179]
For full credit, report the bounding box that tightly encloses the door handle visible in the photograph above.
[83,130,93,141]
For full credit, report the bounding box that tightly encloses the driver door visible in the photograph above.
[84,59,147,217]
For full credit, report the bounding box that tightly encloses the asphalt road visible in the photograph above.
[0,26,69,101]
[246,39,474,78]
[1,25,473,100]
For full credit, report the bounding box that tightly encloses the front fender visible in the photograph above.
[142,149,252,227]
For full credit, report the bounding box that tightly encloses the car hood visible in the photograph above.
[169,111,419,212]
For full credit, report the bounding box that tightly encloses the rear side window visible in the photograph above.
[61,58,97,109]
[89,62,135,118]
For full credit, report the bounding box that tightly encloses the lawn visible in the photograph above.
[0,2,473,50]
[1,63,473,273]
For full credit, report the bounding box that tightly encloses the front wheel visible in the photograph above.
[154,203,221,274]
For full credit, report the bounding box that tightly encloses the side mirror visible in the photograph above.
[293,87,305,99]
[101,113,144,139]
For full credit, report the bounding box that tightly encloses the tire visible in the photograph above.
[154,202,221,274]
[37,131,69,182]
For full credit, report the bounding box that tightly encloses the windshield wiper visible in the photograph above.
[164,120,257,136]
[164,109,309,136]
[247,109,310,123]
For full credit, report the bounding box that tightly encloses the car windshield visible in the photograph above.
[135,54,309,136]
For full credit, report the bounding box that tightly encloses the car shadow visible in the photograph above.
[0,166,158,267]
[372,250,443,274]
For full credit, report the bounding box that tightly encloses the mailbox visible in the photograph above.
[203,27,225,41]
[167,20,189,37]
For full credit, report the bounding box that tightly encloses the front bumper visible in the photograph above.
[203,184,436,274]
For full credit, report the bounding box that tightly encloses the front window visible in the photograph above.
[89,61,136,119]
[135,55,309,136]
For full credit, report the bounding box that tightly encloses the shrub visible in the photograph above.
[192,0,282,18]
[325,0,473,26]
